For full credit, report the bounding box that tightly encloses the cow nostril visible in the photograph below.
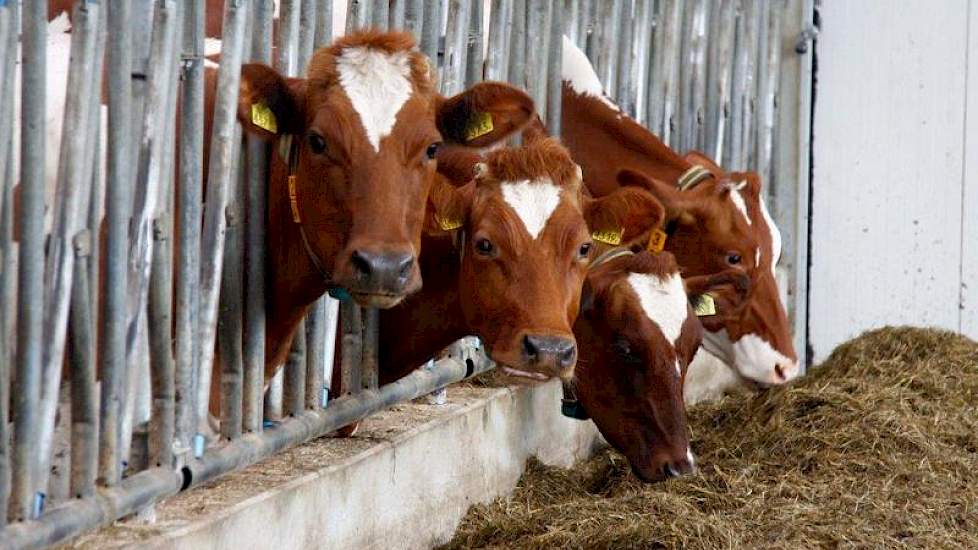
[664,464,681,479]
[395,254,414,281]
[351,250,372,279]
[556,342,577,369]
[774,363,786,382]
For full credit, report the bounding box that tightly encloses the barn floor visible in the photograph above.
[444,327,978,549]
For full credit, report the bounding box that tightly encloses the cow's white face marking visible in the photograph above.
[627,272,688,345]
[732,333,799,384]
[729,186,752,226]
[686,448,696,469]
[336,47,414,152]
[500,179,562,240]
[674,358,682,378]
[758,194,782,278]
[560,35,621,113]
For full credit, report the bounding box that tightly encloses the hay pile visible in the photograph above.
[443,327,978,549]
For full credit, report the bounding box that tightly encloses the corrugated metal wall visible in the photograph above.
[810,0,978,361]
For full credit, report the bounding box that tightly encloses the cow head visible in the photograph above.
[619,153,799,386]
[574,251,699,482]
[237,31,534,308]
[427,138,663,381]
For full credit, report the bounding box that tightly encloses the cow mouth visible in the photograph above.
[499,366,550,382]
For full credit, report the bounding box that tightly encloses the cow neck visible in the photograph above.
[377,234,468,384]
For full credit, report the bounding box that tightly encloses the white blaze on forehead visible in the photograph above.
[627,272,688,345]
[336,47,414,152]
[500,179,562,239]
[732,333,798,384]
[729,186,752,226]
[758,195,783,277]
[560,35,621,113]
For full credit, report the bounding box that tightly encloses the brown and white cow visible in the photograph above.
[233,31,536,374]
[571,249,708,481]
[374,137,665,383]
[559,36,799,393]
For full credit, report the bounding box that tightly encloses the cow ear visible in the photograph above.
[583,187,665,245]
[425,175,473,236]
[617,168,699,226]
[683,150,724,178]
[238,63,306,140]
[436,82,535,148]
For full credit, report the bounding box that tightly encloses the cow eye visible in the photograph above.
[474,238,494,256]
[578,242,592,259]
[308,133,327,154]
[612,336,642,364]
[726,253,742,265]
[426,142,441,160]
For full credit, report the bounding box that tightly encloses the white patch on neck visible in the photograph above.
[500,179,562,239]
[729,186,752,226]
[732,333,798,384]
[758,195,782,278]
[627,272,688,345]
[336,47,414,152]
[675,358,682,378]
[561,35,621,113]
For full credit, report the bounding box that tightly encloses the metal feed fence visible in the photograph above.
[0,0,813,547]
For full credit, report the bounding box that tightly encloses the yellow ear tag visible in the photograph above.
[436,215,463,231]
[647,228,668,253]
[591,228,623,246]
[251,102,278,134]
[464,111,494,142]
[694,293,717,317]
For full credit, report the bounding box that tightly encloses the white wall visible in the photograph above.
[810,0,977,361]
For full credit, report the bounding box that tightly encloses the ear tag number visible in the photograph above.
[252,102,278,134]
[591,228,623,246]
[694,293,717,317]
[647,228,667,252]
[464,111,494,142]
[436,215,463,231]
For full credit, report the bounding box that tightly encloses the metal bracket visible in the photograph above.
[794,25,819,54]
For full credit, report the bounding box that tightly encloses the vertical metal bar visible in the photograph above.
[360,309,379,390]
[729,0,749,169]
[649,0,682,144]
[314,0,333,47]
[507,0,526,87]
[305,299,327,409]
[278,0,300,75]
[372,0,390,30]
[405,0,425,40]
[614,0,634,113]
[175,0,204,467]
[0,144,13,524]
[298,0,317,73]
[12,0,47,521]
[485,0,511,81]
[36,1,102,499]
[421,0,441,63]
[0,0,14,199]
[339,301,363,397]
[321,298,340,404]
[707,0,735,161]
[100,0,134,488]
[581,0,595,56]
[756,0,783,186]
[68,231,98,500]
[244,1,274,435]
[285,319,307,416]
[682,0,707,152]
[525,0,547,109]
[148,218,175,465]
[565,0,579,43]
[196,0,250,439]
[218,204,244,440]
[347,0,372,33]
[465,0,485,88]
[441,0,470,95]
[391,0,407,30]
[547,0,563,135]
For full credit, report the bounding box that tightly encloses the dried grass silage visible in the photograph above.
[443,327,978,549]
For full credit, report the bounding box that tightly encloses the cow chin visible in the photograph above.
[349,292,408,309]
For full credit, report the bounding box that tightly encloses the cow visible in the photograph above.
[569,249,710,481]
[233,31,537,377]
[558,36,799,398]
[373,137,664,385]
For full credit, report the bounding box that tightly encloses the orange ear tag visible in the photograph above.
[288,175,301,223]
[647,228,667,252]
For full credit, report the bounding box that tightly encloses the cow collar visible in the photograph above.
[677,164,712,191]
[279,134,350,301]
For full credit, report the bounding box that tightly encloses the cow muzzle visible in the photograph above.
[335,247,421,308]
